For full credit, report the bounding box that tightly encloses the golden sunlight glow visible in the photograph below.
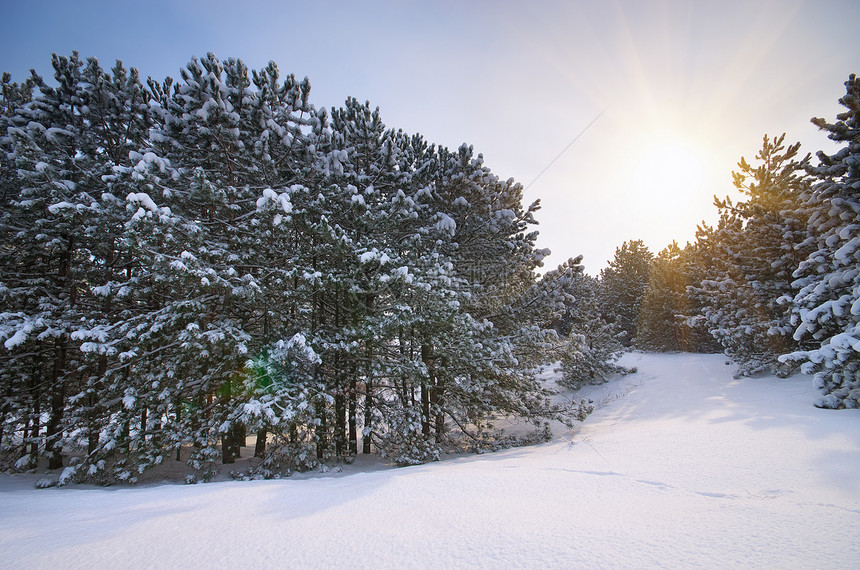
[624,131,708,226]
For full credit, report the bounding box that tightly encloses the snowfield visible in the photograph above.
[2,352,859,569]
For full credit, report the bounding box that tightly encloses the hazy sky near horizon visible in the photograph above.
[1,0,858,273]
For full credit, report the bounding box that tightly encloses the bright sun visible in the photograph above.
[624,131,709,228]
[632,135,705,202]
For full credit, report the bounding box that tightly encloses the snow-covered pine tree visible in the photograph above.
[694,135,812,377]
[683,223,730,354]
[552,258,627,389]
[2,50,608,478]
[0,54,152,474]
[424,144,569,448]
[117,54,324,479]
[61,58,153,472]
[238,60,318,462]
[0,72,37,462]
[598,240,652,346]
[782,75,860,408]
[636,242,693,352]
[323,98,410,459]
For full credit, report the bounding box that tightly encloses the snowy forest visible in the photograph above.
[0,53,858,485]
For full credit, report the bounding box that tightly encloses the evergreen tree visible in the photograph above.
[0,72,36,460]
[0,54,151,473]
[115,54,322,479]
[0,51,609,480]
[694,135,812,377]
[783,75,860,408]
[637,242,693,352]
[682,225,730,354]
[598,240,652,346]
[552,258,627,388]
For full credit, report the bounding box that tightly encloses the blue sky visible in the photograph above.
[2,0,858,272]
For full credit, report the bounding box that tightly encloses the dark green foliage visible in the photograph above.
[0,52,593,482]
[691,135,813,377]
[636,242,698,352]
[549,258,628,389]
[783,75,860,408]
[598,240,653,346]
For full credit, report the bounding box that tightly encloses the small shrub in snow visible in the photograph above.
[34,477,57,489]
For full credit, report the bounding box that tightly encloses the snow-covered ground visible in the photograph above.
[2,352,858,569]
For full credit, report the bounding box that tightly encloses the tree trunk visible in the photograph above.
[254,429,267,458]
[362,378,373,454]
[174,401,182,461]
[28,365,41,460]
[434,382,445,443]
[220,377,240,463]
[46,340,67,470]
[86,391,99,455]
[421,344,433,438]
[335,390,346,457]
[139,407,148,443]
[421,383,431,437]
[222,422,241,464]
[435,410,445,443]
[348,377,357,454]
[19,415,32,465]
[316,399,327,460]
[0,375,14,451]
[362,297,374,454]
[87,354,108,455]
[119,417,130,454]
[221,428,233,464]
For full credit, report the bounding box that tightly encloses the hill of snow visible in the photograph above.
[2,352,858,568]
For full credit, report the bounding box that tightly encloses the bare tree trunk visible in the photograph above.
[27,364,41,461]
[421,344,433,437]
[46,340,67,470]
[335,390,346,457]
[254,429,267,458]
[362,378,373,454]
[316,398,327,460]
[175,401,182,461]
[139,407,148,444]
[348,377,357,454]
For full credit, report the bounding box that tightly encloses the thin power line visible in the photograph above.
[524,107,607,190]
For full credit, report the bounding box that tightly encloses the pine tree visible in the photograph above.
[117,54,323,478]
[0,54,152,472]
[599,240,652,346]
[783,75,860,408]
[552,259,627,388]
[694,135,812,377]
[637,242,693,352]
[1,51,612,479]
[0,72,37,460]
[683,225,730,354]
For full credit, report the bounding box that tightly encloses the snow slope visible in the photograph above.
[2,353,858,569]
